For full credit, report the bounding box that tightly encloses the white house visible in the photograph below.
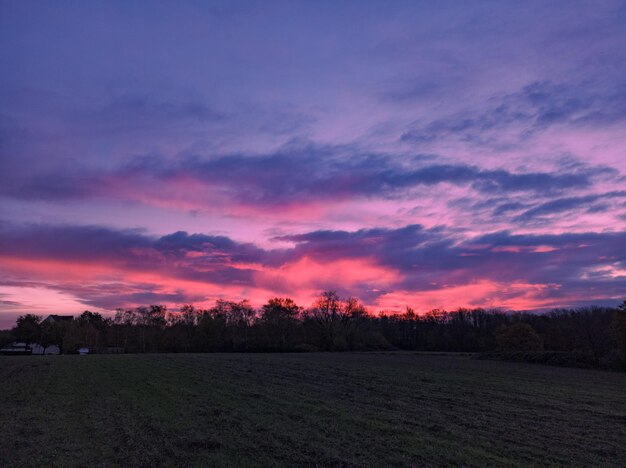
[42,314,74,324]
[31,344,61,355]
[0,342,61,355]
[0,342,32,355]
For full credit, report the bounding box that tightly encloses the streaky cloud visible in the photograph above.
[1,221,625,311]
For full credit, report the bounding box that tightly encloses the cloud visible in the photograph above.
[99,95,220,122]
[0,222,267,283]
[0,299,21,306]
[279,224,626,305]
[0,142,613,211]
[1,0,626,320]
[1,221,625,311]
[400,81,626,146]
[513,191,626,222]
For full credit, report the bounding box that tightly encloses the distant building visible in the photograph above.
[78,347,90,355]
[0,342,32,355]
[0,342,61,355]
[32,344,61,355]
[42,314,74,324]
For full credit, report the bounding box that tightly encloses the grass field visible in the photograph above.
[1,353,625,467]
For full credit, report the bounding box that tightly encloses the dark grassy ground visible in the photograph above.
[1,353,625,467]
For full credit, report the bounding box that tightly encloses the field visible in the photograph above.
[1,353,625,467]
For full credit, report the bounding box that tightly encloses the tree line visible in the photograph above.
[2,292,625,370]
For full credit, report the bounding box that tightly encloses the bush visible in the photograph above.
[292,343,320,353]
[361,331,393,350]
[600,350,626,371]
[0,330,15,348]
[495,323,542,352]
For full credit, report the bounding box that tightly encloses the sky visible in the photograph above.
[1,0,626,327]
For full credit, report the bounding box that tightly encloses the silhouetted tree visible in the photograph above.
[164,304,200,351]
[3,296,625,369]
[40,319,70,354]
[571,307,612,365]
[112,308,136,351]
[12,314,41,352]
[259,297,301,350]
[0,329,14,348]
[495,323,542,352]
[39,322,56,354]
[133,305,167,352]
[341,297,369,349]
[309,291,343,350]
[178,304,199,327]
[612,301,626,352]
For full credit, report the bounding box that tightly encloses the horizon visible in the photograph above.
[0,292,621,330]
[2,1,626,328]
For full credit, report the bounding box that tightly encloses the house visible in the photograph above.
[0,342,32,355]
[42,314,74,324]
[31,344,61,355]
[0,342,61,355]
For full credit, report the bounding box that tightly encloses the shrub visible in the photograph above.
[600,350,626,371]
[495,323,543,352]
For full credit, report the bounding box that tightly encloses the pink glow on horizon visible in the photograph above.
[1,247,595,327]
[254,256,402,292]
[374,281,567,313]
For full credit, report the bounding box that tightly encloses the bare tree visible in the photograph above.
[310,291,342,350]
[260,297,301,350]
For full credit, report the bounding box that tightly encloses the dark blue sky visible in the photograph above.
[1,0,625,324]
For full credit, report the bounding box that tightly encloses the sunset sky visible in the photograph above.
[1,0,626,326]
